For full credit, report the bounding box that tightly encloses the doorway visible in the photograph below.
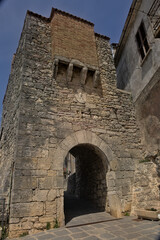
[64,143,108,224]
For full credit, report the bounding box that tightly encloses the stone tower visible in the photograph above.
[0,8,142,237]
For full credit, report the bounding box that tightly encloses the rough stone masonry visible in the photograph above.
[0,8,159,238]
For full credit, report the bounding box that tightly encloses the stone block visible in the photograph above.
[91,132,102,147]
[86,131,92,143]
[51,147,67,170]
[9,223,22,231]
[9,218,20,224]
[119,159,135,171]
[45,201,56,215]
[80,67,88,84]
[12,189,33,203]
[75,130,88,144]
[56,176,63,188]
[38,177,55,189]
[67,63,73,82]
[122,183,131,196]
[47,189,57,201]
[108,194,122,218]
[136,209,160,220]
[93,128,107,134]
[71,59,84,67]
[38,158,51,170]
[32,189,48,201]
[14,176,37,190]
[121,200,131,212]
[110,159,118,171]
[56,196,65,226]
[108,179,115,188]
[93,70,100,88]
[16,158,38,170]
[10,202,44,218]
[33,222,46,230]
[39,215,54,223]
[22,221,33,230]
[99,141,114,164]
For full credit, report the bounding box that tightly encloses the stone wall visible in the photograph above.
[132,160,160,212]
[114,0,160,215]
[8,13,57,237]
[0,18,26,209]
[0,9,144,238]
[116,0,160,101]
[135,74,160,153]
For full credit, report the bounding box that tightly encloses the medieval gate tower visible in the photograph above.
[0,8,144,237]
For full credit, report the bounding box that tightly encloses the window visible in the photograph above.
[148,0,160,38]
[136,22,149,60]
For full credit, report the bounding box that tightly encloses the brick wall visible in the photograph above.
[51,11,98,67]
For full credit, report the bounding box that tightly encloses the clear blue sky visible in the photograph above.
[0,0,132,123]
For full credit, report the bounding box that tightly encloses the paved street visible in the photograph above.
[11,215,160,240]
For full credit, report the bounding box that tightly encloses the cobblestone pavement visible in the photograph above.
[11,216,160,240]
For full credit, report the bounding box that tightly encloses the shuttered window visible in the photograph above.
[136,22,149,60]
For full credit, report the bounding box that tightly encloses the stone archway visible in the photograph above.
[53,130,115,171]
[53,130,121,224]
[64,143,109,224]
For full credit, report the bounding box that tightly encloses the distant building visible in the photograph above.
[115,0,160,153]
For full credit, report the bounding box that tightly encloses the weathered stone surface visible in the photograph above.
[10,202,44,217]
[108,194,122,218]
[45,201,56,215]
[136,209,160,220]
[14,176,37,190]
[67,63,73,82]
[22,221,34,230]
[47,189,57,201]
[32,190,48,201]
[38,177,55,190]
[80,67,88,84]
[39,215,54,223]
[0,7,150,238]
[131,161,160,213]
[33,222,46,230]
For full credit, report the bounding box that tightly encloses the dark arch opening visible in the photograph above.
[64,143,108,224]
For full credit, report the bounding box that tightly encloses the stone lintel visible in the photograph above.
[87,65,98,71]
[54,55,70,64]
[71,59,84,68]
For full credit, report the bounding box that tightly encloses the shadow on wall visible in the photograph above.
[136,79,160,152]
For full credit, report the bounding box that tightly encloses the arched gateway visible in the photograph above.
[54,130,113,171]
[53,130,117,224]
[0,8,142,238]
